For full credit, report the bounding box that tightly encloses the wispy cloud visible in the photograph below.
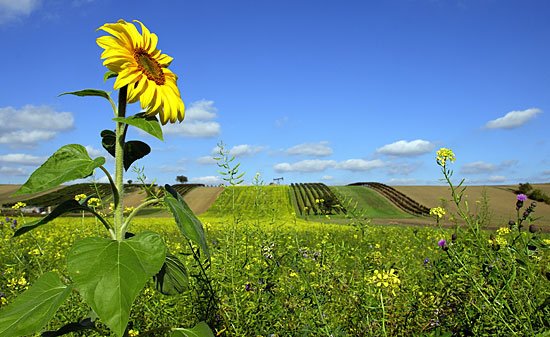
[386,178,423,185]
[0,105,74,147]
[0,166,28,176]
[336,159,386,171]
[211,144,266,158]
[189,175,223,185]
[274,159,336,173]
[285,141,333,157]
[0,153,46,165]
[196,156,217,165]
[387,162,422,175]
[460,161,499,174]
[464,175,507,184]
[161,100,221,138]
[484,108,542,129]
[0,0,41,24]
[376,139,435,157]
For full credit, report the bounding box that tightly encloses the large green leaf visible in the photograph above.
[13,198,110,237]
[171,322,215,337]
[67,232,166,337]
[164,184,210,259]
[0,272,72,337]
[100,130,151,171]
[13,145,105,196]
[113,113,164,141]
[154,254,189,296]
[58,89,112,102]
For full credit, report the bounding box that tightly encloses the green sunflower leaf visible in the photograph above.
[12,144,105,196]
[67,232,166,337]
[154,254,189,296]
[113,112,164,141]
[0,272,73,337]
[164,184,210,259]
[104,70,118,82]
[58,89,112,102]
[100,130,151,171]
[13,198,111,238]
[171,322,215,337]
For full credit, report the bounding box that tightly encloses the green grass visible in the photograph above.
[330,185,414,218]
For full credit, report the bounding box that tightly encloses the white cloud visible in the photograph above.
[84,145,110,159]
[0,105,74,147]
[461,161,499,174]
[160,100,221,138]
[321,175,334,181]
[0,166,28,176]
[500,159,518,167]
[0,130,58,146]
[484,108,542,129]
[464,175,507,184]
[210,144,266,158]
[274,159,337,173]
[376,139,435,157]
[158,165,186,173]
[196,156,217,165]
[0,153,45,165]
[0,105,74,131]
[543,170,550,176]
[0,0,41,24]
[285,142,333,157]
[163,121,221,138]
[387,162,422,175]
[189,175,224,185]
[336,159,386,171]
[386,178,422,185]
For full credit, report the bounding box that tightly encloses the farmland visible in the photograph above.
[1,179,550,336]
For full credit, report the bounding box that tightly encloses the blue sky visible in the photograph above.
[1,0,549,187]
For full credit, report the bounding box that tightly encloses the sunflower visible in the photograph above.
[96,19,184,125]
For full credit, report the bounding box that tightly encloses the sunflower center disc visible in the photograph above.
[134,48,165,85]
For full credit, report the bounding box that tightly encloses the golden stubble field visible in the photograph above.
[392,183,550,227]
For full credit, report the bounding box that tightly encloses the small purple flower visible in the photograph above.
[12,219,17,226]
[438,239,447,247]
[244,283,251,291]
[423,258,430,267]
[517,194,527,201]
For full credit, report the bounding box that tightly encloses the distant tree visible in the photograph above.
[518,182,533,195]
[127,179,133,184]
[176,175,188,183]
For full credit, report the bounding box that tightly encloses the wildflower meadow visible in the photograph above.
[1,19,550,337]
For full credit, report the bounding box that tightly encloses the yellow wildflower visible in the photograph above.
[430,206,446,218]
[436,148,456,166]
[74,194,87,201]
[11,202,26,210]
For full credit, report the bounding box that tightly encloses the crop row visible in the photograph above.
[349,182,430,216]
[290,183,346,216]
[4,183,139,208]
[171,184,204,197]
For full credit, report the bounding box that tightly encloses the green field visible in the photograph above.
[330,185,414,218]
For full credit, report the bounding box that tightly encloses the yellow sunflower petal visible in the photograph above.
[113,67,141,90]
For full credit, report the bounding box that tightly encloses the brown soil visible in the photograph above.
[391,184,550,227]
[182,187,224,215]
[0,184,66,206]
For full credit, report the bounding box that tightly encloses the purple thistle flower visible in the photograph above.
[438,239,447,247]
[517,194,527,201]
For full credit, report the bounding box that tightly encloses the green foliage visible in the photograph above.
[101,130,151,171]
[171,322,215,337]
[528,189,550,204]
[12,145,105,196]
[165,185,210,259]
[112,112,164,141]
[67,232,166,336]
[518,182,533,195]
[0,272,72,337]
[330,185,411,218]
[154,254,189,296]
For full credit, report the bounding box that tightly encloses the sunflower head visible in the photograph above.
[97,19,184,125]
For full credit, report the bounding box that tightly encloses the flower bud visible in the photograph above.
[531,202,537,208]
[451,233,457,242]
[516,200,524,209]
[529,224,537,233]
[508,220,516,228]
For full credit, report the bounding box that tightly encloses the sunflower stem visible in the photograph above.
[114,85,128,241]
